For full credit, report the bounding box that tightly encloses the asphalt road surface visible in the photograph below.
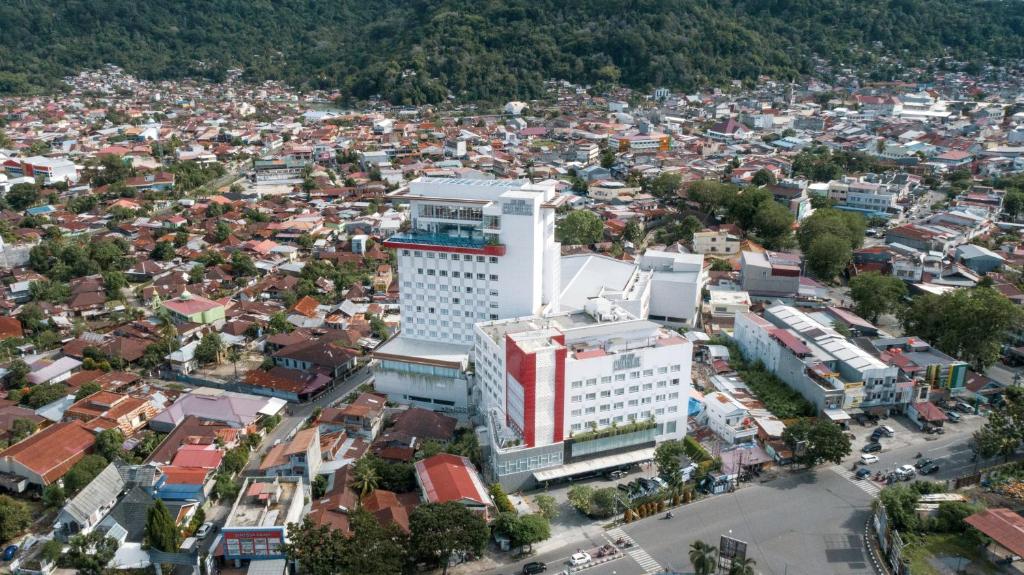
[484,414,1002,575]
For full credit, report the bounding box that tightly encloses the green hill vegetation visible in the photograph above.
[1,0,1022,103]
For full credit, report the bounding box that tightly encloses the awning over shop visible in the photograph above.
[532,447,655,483]
[822,408,851,422]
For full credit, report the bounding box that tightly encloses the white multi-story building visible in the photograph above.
[374,177,564,414]
[474,299,693,490]
[701,391,757,445]
[734,305,905,417]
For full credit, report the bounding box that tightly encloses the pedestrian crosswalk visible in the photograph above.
[629,548,663,574]
[606,527,632,545]
[606,528,662,574]
[829,464,882,497]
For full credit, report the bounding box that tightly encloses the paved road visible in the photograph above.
[482,412,998,575]
[482,466,876,575]
[243,363,375,474]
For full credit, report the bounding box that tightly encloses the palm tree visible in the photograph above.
[227,347,242,380]
[689,540,718,575]
[729,557,757,575]
[351,458,379,503]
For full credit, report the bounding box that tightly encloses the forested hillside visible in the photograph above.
[1,0,1022,103]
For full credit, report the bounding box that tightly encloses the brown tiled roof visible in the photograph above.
[146,415,233,465]
[0,420,95,484]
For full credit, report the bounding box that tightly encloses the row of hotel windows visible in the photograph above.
[570,385,681,401]
[571,392,680,405]
[569,366,681,387]
[404,329,477,341]
[404,283,500,296]
[415,269,499,281]
[410,312,500,324]
[403,250,499,264]
[570,419,678,434]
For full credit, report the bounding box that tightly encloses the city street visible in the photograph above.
[482,412,998,575]
[242,363,375,474]
[482,466,876,575]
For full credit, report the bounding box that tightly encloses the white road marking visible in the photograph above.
[830,465,882,497]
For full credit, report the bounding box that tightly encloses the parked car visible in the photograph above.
[855,467,873,480]
[605,469,628,480]
[862,442,882,453]
[860,454,879,465]
[945,411,961,423]
[523,561,547,574]
[956,402,974,414]
[919,462,940,475]
[915,458,934,469]
[617,483,631,494]
[2,545,17,561]
[876,426,895,437]
[569,553,592,567]
[196,522,215,539]
[649,477,668,490]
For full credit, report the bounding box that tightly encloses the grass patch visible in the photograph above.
[901,533,997,575]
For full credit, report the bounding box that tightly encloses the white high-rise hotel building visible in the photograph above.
[375,176,697,490]
[375,177,562,413]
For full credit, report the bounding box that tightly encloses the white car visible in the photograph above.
[895,465,916,480]
[860,454,879,465]
[569,552,592,567]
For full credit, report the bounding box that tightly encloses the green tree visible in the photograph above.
[709,258,733,272]
[567,484,594,515]
[556,210,604,245]
[94,428,126,462]
[188,263,206,285]
[533,494,558,521]
[7,358,29,388]
[42,483,66,508]
[848,272,907,322]
[1003,190,1024,218]
[900,287,1024,370]
[194,332,223,364]
[283,518,346,575]
[729,557,758,575]
[410,502,488,575]
[805,234,851,280]
[751,169,776,186]
[145,499,180,552]
[590,487,621,518]
[7,183,40,211]
[646,172,682,199]
[213,221,232,243]
[655,440,686,490]
[751,200,794,248]
[8,417,36,443]
[623,219,644,245]
[221,446,249,475]
[64,454,109,494]
[151,241,176,261]
[492,512,550,552]
[0,495,30,541]
[726,187,773,231]
[102,270,127,298]
[268,311,292,334]
[687,180,738,215]
[75,381,102,401]
[797,208,866,252]
[973,387,1024,461]
[312,474,328,499]
[64,531,118,575]
[782,419,852,467]
[352,457,380,499]
[689,540,719,575]
[231,251,258,277]
[600,148,616,169]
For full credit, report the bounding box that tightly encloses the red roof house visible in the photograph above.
[414,453,492,519]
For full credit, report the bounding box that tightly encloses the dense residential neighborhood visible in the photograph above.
[0,60,1022,575]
